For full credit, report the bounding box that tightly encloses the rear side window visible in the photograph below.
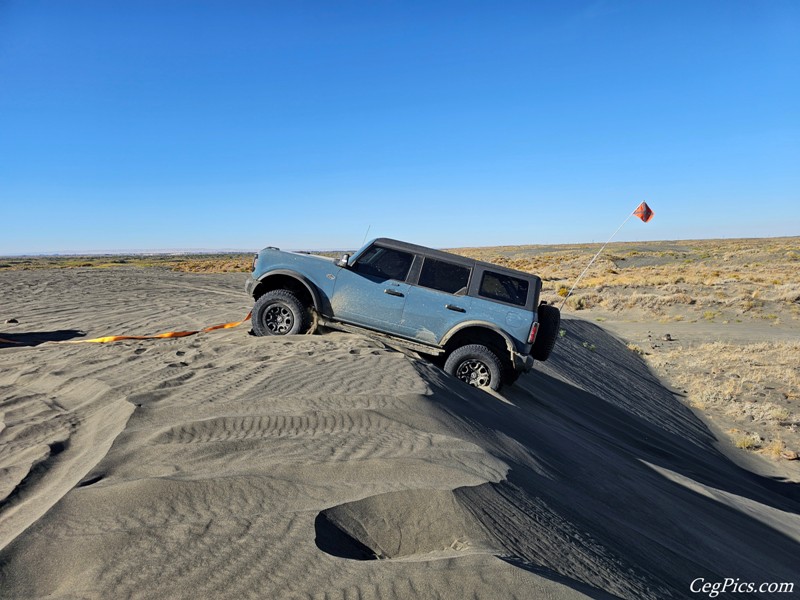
[479,271,529,307]
[353,245,414,281]
[418,258,470,295]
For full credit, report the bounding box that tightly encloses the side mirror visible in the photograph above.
[335,253,350,268]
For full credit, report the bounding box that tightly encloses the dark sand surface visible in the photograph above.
[1,268,798,599]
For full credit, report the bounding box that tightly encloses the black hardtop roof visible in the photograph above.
[372,238,541,282]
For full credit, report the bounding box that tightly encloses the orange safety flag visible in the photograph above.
[633,201,654,223]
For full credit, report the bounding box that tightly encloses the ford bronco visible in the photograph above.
[245,238,560,391]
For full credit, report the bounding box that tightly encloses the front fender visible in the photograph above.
[255,270,324,313]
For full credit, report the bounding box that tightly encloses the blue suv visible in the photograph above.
[245,238,560,391]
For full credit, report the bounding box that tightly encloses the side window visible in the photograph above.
[353,245,414,281]
[479,271,529,307]
[418,258,470,295]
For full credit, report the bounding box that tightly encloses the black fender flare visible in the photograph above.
[439,320,517,355]
[255,270,323,313]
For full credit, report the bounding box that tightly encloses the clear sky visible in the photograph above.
[1,1,798,254]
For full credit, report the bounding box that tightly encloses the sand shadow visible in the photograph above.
[392,318,800,595]
[314,490,617,600]
[516,318,800,506]
[314,512,377,560]
[497,557,622,600]
[0,440,70,511]
[0,330,85,347]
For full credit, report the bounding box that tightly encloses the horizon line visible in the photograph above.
[2,234,799,259]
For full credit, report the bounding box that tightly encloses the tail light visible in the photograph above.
[528,321,540,344]
[252,253,258,271]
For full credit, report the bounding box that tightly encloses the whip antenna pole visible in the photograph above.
[560,202,652,311]
[361,225,372,247]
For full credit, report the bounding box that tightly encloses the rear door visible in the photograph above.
[401,257,473,343]
[330,243,414,333]
[470,268,534,348]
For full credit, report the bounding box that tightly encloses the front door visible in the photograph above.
[330,243,415,334]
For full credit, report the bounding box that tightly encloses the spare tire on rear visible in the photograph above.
[531,304,560,361]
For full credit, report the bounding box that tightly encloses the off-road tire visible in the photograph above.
[444,344,503,391]
[252,290,309,336]
[531,304,560,361]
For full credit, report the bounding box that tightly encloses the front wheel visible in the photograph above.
[444,344,503,391]
[252,290,309,336]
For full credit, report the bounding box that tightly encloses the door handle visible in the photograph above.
[384,289,405,297]
[445,304,466,313]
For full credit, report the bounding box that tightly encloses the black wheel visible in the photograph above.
[531,304,560,361]
[444,344,503,391]
[252,290,309,336]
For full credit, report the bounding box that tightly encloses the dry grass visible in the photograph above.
[6,237,799,304]
[0,251,348,274]
[0,253,255,273]
[626,343,646,356]
[170,256,253,273]
[648,341,800,459]
[451,237,800,322]
[731,431,761,450]
[759,439,788,459]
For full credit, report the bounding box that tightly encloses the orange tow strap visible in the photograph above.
[1,312,251,346]
[67,311,252,344]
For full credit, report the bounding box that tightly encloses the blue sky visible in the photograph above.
[1,1,798,254]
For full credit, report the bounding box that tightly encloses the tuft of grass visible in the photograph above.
[627,343,646,356]
[689,398,707,411]
[770,407,791,421]
[759,439,787,459]
[731,432,760,450]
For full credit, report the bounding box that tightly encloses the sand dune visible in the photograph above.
[1,268,798,599]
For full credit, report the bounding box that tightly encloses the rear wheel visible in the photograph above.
[531,304,560,361]
[444,344,503,391]
[252,290,309,336]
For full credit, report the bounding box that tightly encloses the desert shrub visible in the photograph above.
[624,292,696,310]
[568,293,604,310]
[760,439,787,459]
[627,343,646,355]
[732,432,760,450]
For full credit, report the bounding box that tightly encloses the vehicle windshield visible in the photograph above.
[353,245,414,281]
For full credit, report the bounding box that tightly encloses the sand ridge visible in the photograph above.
[1,268,799,599]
